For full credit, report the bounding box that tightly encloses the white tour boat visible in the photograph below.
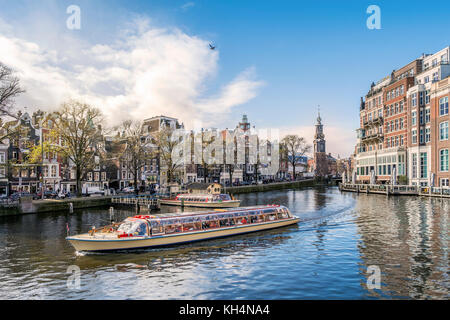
[66,205,299,252]
[160,193,241,208]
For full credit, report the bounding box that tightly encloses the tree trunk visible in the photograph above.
[76,166,82,197]
[134,169,139,195]
[292,164,296,180]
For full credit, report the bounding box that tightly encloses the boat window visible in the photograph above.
[183,223,196,232]
[236,216,249,224]
[268,214,277,221]
[150,220,164,235]
[118,220,148,236]
[219,194,231,201]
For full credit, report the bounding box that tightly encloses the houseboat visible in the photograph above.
[160,193,241,208]
[66,205,299,252]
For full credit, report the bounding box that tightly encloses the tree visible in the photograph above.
[52,100,104,196]
[0,62,25,142]
[114,120,155,195]
[281,135,311,180]
[153,126,184,185]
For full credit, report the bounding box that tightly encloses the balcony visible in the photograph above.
[363,116,384,128]
[361,132,384,142]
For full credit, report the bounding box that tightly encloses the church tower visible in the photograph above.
[313,109,328,177]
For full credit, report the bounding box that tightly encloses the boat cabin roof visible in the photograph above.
[131,205,288,227]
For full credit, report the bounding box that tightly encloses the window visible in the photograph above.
[412,153,417,179]
[400,85,404,95]
[412,111,417,126]
[94,172,100,181]
[420,128,424,144]
[440,122,448,140]
[0,153,4,163]
[87,172,93,181]
[433,72,439,81]
[424,76,430,83]
[419,91,424,105]
[412,129,417,144]
[400,117,404,129]
[441,178,449,187]
[420,109,424,125]
[101,172,106,181]
[440,149,449,172]
[425,108,430,123]
[425,127,431,143]
[400,135,404,146]
[420,152,427,179]
[395,119,399,131]
[386,122,390,132]
[440,97,449,116]
[412,93,417,107]
[425,90,430,104]
[399,100,404,112]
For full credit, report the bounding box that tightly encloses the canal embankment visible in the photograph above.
[339,182,450,198]
[0,196,112,217]
[1,179,323,217]
[223,179,316,194]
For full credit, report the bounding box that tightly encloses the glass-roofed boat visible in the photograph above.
[66,205,299,252]
[160,193,241,208]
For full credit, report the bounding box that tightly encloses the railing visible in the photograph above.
[111,195,160,209]
[340,183,450,197]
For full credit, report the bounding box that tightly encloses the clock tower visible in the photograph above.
[313,109,328,177]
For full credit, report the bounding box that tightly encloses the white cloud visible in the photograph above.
[181,2,195,11]
[0,17,262,128]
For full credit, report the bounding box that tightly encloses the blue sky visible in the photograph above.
[0,0,449,157]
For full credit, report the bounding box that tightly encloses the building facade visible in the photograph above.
[355,46,450,186]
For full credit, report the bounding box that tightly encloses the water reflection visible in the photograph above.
[0,187,448,299]
[354,194,449,299]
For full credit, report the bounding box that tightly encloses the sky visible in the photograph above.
[0,0,449,158]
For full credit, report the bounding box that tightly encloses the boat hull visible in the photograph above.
[160,199,241,208]
[67,217,299,252]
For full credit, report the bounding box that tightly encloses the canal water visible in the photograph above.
[0,187,448,299]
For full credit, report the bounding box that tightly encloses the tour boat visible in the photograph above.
[159,193,241,208]
[66,205,299,252]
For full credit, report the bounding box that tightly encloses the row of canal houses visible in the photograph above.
[355,46,450,187]
[0,112,185,195]
[0,112,300,196]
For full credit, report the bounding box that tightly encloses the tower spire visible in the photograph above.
[317,105,322,124]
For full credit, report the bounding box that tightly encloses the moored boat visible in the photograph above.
[160,193,241,208]
[66,205,299,252]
